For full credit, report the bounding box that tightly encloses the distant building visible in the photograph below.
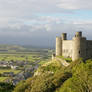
[11,65,19,69]
[56,31,92,61]
[3,72,14,77]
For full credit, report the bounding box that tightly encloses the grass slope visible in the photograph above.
[13,58,92,92]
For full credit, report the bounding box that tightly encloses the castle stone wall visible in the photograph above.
[72,37,86,61]
[56,37,62,56]
[62,40,72,58]
[86,40,92,59]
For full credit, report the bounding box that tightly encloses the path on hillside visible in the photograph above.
[55,57,70,67]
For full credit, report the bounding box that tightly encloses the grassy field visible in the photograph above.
[0,54,43,62]
[0,45,52,62]
[0,77,9,82]
[0,69,21,74]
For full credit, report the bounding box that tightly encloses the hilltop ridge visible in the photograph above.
[0,45,26,52]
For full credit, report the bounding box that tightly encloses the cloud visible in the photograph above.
[0,16,92,47]
[0,0,63,28]
[0,0,92,47]
[58,0,92,10]
[1,0,92,28]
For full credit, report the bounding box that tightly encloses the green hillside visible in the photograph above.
[13,58,92,92]
[0,45,26,52]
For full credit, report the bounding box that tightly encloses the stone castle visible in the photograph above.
[55,31,92,61]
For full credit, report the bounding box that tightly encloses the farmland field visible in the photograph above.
[0,77,9,82]
[0,69,21,74]
[0,54,42,62]
[0,45,53,83]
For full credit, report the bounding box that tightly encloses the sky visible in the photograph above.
[0,0,92,47]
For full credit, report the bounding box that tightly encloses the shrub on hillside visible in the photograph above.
[56,59,92,92]
[0,82,14,92]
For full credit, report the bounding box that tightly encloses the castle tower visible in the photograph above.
[72,32,86,61]
[56,37,62,56]
[61,33,67,40]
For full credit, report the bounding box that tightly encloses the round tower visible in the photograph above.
[56,37,62,56]
[61,33,67,40]
[72,32,86,61]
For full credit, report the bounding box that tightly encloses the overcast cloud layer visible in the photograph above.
[0,0,92,47]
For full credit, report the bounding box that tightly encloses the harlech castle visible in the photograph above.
[55,32,92,61]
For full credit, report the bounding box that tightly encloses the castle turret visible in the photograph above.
[72,32,86,61]
[75,31,82,37]
[56,37,62,56]
[61,33,67,40]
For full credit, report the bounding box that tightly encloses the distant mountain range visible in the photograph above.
[0,45,27,52]
[0,44,54,53]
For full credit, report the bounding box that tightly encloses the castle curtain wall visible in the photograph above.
[62,40,72,58]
